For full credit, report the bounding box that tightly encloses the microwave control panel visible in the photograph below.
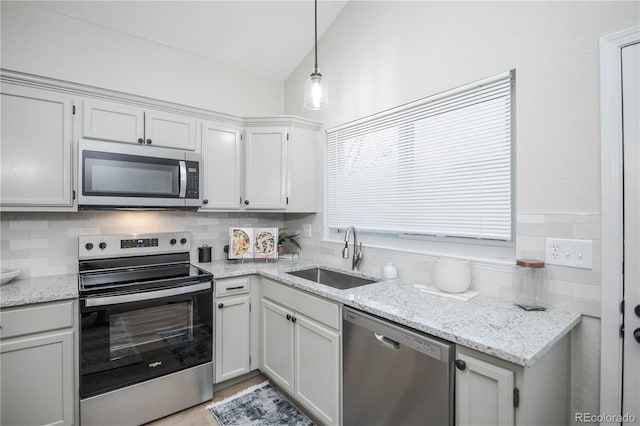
[185,161,199,199]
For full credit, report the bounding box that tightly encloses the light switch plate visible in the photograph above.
[544,238,593,269]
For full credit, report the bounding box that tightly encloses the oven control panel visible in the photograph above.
[79,232,190,259]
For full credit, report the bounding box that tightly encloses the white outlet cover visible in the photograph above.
[544,238,593,269]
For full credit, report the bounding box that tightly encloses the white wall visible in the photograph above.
[283,1,639,419]
[0,1,284,117]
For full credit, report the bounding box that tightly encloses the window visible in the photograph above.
[327,71,514,244]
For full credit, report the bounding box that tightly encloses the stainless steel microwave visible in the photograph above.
[78,139,202,209]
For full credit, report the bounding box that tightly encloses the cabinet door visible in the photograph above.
[215,294,251,383]
[145,110,197,151]
[456,352,515,426]
[83,99,144,144]
[1,84,73,207]
[295,314,340,426]
[288,126,319,212]
[201,123,242,209]
[261,298,295,393]
[1,330,74,426]
[244,127,288,209]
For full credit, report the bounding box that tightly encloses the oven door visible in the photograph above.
[78,139,192,208]
[79,281,213,399]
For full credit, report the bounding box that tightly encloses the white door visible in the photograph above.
[215,294,251,383]
[201,123,242,209]
[144,110,197,151]
[294,314,340,426]
[1,84,73,207]
[82,99,144,144]
[456,352,515,426]
[622,41,640,424]
[244,127,288,209]
[261,299,295,393]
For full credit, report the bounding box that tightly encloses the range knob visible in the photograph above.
[85,243,94,250]
[180,238,187,244]
[170,239,177,245]
[98,242,107,250]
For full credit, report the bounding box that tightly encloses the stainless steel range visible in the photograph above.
[78,232,213,426]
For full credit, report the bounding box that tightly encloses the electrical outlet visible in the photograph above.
[544,238,593,269]
[302,224,312,238]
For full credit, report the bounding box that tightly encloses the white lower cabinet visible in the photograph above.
[0,300,77,426]
[260,278,341,426]
[215,277,252,383]
[455,336,570,426]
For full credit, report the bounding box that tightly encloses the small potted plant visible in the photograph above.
[278,229,301,255]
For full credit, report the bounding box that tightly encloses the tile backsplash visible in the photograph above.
[0,211,284,278]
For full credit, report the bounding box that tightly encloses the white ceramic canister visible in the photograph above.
[383,263,398,279]
[432,258,471,293]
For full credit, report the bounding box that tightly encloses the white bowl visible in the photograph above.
[432,258,470,293]
[0,268,20,285]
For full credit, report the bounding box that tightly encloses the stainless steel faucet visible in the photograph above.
[342,226,363,270]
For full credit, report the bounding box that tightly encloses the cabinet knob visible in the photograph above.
[85,243,94,250]
[291,316,297,323]
[634,328,640,344]
[454,359,466,370]
[203,199,209,205]
[286,314,291,321]
[218,303,224,309]
[635,304,640,318]
[138,138,144,144]
[244,200,250,205]
[98,242,107,250]
[146,139,152,144]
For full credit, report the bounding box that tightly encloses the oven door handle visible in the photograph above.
[84,281,211,307]
[179,160,187,198]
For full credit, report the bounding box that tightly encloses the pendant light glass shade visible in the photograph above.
[304,0,328,110]
[304,71,328,110]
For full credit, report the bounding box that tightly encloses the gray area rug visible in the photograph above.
[207,381,314,426]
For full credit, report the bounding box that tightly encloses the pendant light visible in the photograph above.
[303,0,328,110]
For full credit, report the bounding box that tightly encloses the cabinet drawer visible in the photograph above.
[215,277,250,297]
[0,300,75,339]
[262,278,340,330]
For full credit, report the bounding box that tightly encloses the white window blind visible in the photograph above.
[327,71,514,241]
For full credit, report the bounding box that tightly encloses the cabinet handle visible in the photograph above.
[244,200,250,205]
[203,199,209,205]
[454,359,466,370]
[137,138,144,144]
[286,314,291,321]
[291,316,297,323]
[226,286,245,291]
[146,139,152,144]
[218,303,224,309]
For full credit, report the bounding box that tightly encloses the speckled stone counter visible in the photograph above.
[196,260,581,367]
[0,274,78,308]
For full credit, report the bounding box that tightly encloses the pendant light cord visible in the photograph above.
[314,0,318,73]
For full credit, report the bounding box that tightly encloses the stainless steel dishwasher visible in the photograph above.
[343,307,454,426]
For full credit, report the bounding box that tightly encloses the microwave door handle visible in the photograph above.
[179,160,187,198]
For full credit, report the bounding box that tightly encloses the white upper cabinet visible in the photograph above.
[201,122,243,209]
[144,110,197,151]
[244,126,288,210]
[1,83,73,208]
[201,121,320,212]
[83,100,144,144]
[82,99,197,151]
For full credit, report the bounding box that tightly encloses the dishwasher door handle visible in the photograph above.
[373,332,400,350]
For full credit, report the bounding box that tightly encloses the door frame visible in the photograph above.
[600,25,640,422]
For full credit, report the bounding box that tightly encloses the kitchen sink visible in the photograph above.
[286,267,377,290]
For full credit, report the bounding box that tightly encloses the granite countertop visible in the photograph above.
[195,260,581,367]
[0,260,581,367]
[0,274,78,308]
